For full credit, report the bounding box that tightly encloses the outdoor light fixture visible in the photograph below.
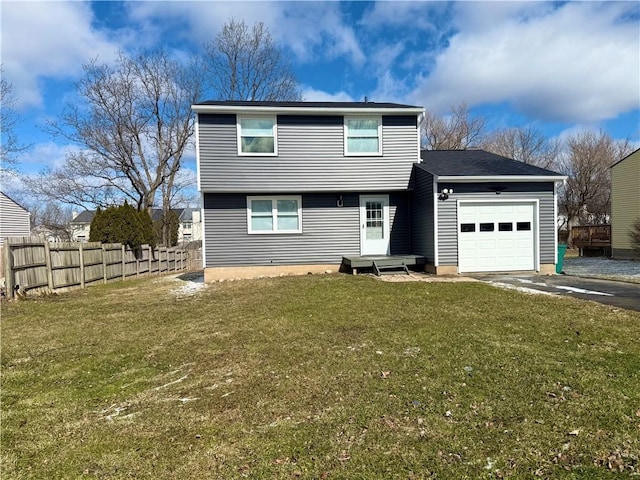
[336,195,344,207]
[439,188,453,201]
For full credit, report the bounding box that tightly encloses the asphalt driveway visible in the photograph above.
[473,273,640,312]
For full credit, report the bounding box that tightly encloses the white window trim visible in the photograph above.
[237,115,278,156]
[247,195,302,234]
[344,115,382,156]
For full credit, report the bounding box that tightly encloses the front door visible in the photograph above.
[360,195,390,255]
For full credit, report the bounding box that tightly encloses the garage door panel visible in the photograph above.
[458,202,536,273]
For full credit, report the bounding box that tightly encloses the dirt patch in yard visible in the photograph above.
[374,272,477,282]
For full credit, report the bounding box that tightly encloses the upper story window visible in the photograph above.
[237,116,277,155]
[182,222,192,230]
[344,116,382,156]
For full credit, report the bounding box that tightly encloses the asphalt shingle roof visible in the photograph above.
[418,150,564,177]
[195,100,422,109]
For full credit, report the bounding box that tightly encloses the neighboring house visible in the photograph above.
[192,100,566,281]
[70,210,94,242]
[611,148,640,259]
[0,192,31,247]
[70,208,202,244]
[177,208,202,244]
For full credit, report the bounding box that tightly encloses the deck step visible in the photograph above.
[373,260,410,276]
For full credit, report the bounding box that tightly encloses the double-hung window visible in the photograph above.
[344,116,382,155]
[247,196,302,234]
[238,116,277,155]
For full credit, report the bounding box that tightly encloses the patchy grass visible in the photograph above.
[2,273,640,479]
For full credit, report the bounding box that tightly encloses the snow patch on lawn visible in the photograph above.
[488,281,556,296]
[170,274,207,297]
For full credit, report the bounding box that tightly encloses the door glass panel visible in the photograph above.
[366,201,383,239]
[499,222,513,231]
[480,223,495,232]
[461,223,475,232]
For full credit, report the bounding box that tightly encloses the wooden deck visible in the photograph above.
[571,224,611,256]
[341,255,426,275]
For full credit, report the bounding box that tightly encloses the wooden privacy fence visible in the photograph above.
[3,237,191,298]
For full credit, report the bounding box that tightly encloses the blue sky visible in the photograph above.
[2,0,639,189]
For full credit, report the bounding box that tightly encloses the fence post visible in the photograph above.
[78,243,85,289]
[102,244,108,284]
[43,240,54,292]
[4,242,15,299]
[121,244,126,280]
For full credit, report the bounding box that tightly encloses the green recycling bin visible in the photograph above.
[556,244,567,274]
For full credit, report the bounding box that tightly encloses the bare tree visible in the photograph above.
[557,130,633,245]
[421,102,486,150]
[1,66,31,177]
[26,50,203,230]
[30,202,75,241]
[482,125,561,169]
[204,19,301,101]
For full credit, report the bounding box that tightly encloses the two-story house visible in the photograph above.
[611,148,640,259]
[193,101,565,281]
[0,192,31,247]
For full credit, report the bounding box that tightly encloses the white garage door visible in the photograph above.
[458,202,536,273]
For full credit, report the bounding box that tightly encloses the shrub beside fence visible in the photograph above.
[2,237,193,298]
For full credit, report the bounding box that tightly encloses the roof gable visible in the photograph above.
[611,147,640,170]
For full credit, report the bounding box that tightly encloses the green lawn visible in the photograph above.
[2,273,639,479]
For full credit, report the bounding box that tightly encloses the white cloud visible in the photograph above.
[301,87,354,102]
[1,2,124,109]
[18,141,80,174]
[125,1,365,65]
[359,1,443,32]
[409,2,640,123]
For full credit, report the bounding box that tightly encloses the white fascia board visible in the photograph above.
[435,175,568,183]
[191,104,425,116]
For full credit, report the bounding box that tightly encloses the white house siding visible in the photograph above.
[611,149,640,258]
[203,192,411,267]
[0,192,31,246]
[197,114,419,192]
[435,184,556,267]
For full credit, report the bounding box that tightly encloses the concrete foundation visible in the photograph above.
[204,264,339,282]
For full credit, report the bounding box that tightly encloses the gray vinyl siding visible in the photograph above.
[0,192,30,246]
[198,114,418,192]
[389,193,411,255]
[435,183,556,266]
[410,166,435,262]
[204,192,410,266]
